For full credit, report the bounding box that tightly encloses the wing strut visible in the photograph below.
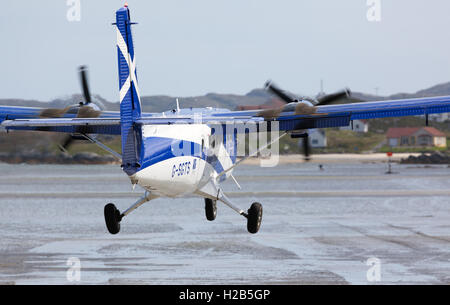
[215,132,288,181]
[80,134,123,162]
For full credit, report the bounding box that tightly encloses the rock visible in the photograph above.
[400,152,450,164]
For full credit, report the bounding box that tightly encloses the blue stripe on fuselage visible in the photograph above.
[140,137,226,176]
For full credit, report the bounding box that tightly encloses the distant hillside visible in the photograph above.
[140,89,271,113]
[0,94,119,111]
[2,82,450,112]
[0,98,47,108]
[0,89,271,113]
[352,82,450,102]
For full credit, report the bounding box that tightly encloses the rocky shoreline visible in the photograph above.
[400,152,450,165]
[0,152,119,165]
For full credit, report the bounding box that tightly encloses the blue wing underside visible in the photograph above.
[1,96,450,135]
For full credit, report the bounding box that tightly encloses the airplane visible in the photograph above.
[1,4,450,235]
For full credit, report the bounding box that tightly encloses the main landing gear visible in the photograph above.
[104,203,122,234]
[246,202,263,234]
[205,198,217,221]
[104,191,155,235]
[206,193,263,234]
[104,191,263,235]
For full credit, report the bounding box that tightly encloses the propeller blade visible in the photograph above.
[303,134,311,161]
[316,88,351,106]
[264,81,297,104]
[58,135,75,153]
[79,66,92,105]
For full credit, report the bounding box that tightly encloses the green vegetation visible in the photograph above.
[0,131,122,156]
[276,130,384,154]
[326,130,385,153]
[378,145,447,153]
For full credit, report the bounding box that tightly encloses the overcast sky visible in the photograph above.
[1,0,450,102]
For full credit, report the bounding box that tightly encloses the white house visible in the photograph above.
[340,119,369,133]
[308,129,327,148]
[430,113,449,123]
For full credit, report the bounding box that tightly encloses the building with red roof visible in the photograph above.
[386,127,447,148]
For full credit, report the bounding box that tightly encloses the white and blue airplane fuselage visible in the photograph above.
[135,121,234,198]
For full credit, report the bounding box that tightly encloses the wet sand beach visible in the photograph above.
[0,158,449,285]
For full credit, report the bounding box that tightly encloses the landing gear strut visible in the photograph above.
[214,191,264,234]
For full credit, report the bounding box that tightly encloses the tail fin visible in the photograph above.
[116,5,142,176]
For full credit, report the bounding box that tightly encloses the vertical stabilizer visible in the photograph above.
[116,4,142,176]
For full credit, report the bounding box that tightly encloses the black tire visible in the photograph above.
[104,203,121,235]
[205,198,217,221]
[247,202,263,234]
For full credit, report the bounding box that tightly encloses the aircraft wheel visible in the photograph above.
[104,203,121,235]
[247,202,263,234]
[205,198,217,221]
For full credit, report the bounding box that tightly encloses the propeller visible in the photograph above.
[316,88,351,106]
[79,66,92,106]
[292,133,311,161]
[58,66,102,152]
[264,81,353,161]
[302,135,311,161]
[59,135,77,153]
[265,80,352,106]
[264,81,298,104]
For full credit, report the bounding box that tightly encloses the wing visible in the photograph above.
[0,115,262,135]
[210,95,450,131]
[1,118,122,135]
[1,95,450,134]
